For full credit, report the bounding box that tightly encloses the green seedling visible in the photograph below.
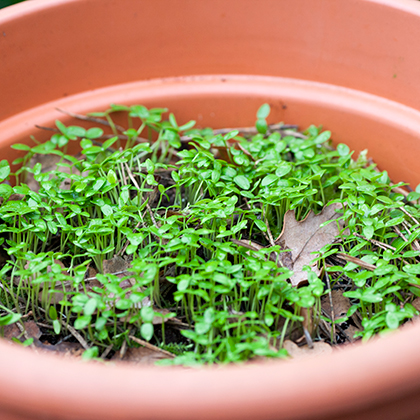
[0,103,419,364]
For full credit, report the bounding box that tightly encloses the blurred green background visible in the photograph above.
[0,0,26,9]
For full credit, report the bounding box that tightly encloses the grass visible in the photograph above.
[0,103,419,364]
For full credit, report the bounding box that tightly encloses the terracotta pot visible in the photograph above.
[1,0,420,419]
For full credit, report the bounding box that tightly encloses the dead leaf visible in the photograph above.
[103,256,150,310]
[3,320,41,342]
[321,290,351,323]
[103,255,130,275]
[412,297,420,312]
[112,347,170,365]
[152,308,174,325]
[283,339,332,359]
[342,325,362,343]
[3,323,21,341]
[25,154,81,192]
[276,203,344,287]
[231,239,277,263]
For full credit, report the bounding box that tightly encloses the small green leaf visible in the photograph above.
[257,103,271,119]
[254,219,267,232]
[101,204,113,217]
[49,306,58,320]
[223,130,239,141]
[82,346,99,361]
[337,143,350,157]
[86,127,104,139]
[233,175,250,190]
[11,143,31,151]
[261,174,278,187]
[84,298,97,316]
[53,320,61,335]
[74,315,91,330]
[264,313,274,327]
[256,118,268,134]
[195,321,211,335]
[363,225,374,240]
[141,306,155,322]
[23,338,34,347]
[385,311,400,329]
[140,323,154,341]
[275,162,292,178]
[0,313,21,326]
[0,160,10,181]
[314,131,331,145]
[107,169,117,184]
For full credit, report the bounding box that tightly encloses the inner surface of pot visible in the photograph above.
[2,75,420,189]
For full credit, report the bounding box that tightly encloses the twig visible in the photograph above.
[401,220,420,251]
[336,254,376,271]
[119,336,128,360]
[36,322,54,329]
[56,108,126,133]
[261,205,276,248]
[61,322,90,350]
[353,232,396,251]
[282,129,307,139]
[179,123,302,142]
[124,162,140,189]
[400,206,420,226]
[324,270,336,344]
[392,185,410,198]
[35,124,147,145]
[165,319,191,329]
[302,327,313,349]
[15,322,35,349]
[21,310,33,319]
[101,344,114,359]
[129,335,175,358]
[117,221,141,257]
[120,159,128,187]
[84,269,129,281]
[393,225,408,242]
[124,162,159,230]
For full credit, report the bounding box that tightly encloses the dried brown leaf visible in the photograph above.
[112,347,170,365]
[342,325,362,343]
[283,340,332,359]
[411,297,420,312]
[276,203,344,287]
[25,154,81,192]
[103,255,130,275]
[3,320,41,342]
[321,290,351,323]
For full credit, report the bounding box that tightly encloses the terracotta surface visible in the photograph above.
[1,0,420,419]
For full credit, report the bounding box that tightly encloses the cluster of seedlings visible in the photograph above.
[0,104,419,364]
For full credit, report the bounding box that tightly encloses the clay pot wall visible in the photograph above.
[1,1,420,419]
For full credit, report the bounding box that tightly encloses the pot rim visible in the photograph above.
[2,1,420,419]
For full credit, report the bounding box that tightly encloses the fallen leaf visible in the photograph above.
[25,154,81,193]
[152,308,174,325]
[283,339,332,359]
[112,347,170,365]
[231,239,277,263]
[411,297,420,312]
[3,320,41,342]
[103,255,130,275]
[103,256,150,310]
[342,325,362,343]
[276,203,344,287]
[321,289,351,323]
[3,323,20,341]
